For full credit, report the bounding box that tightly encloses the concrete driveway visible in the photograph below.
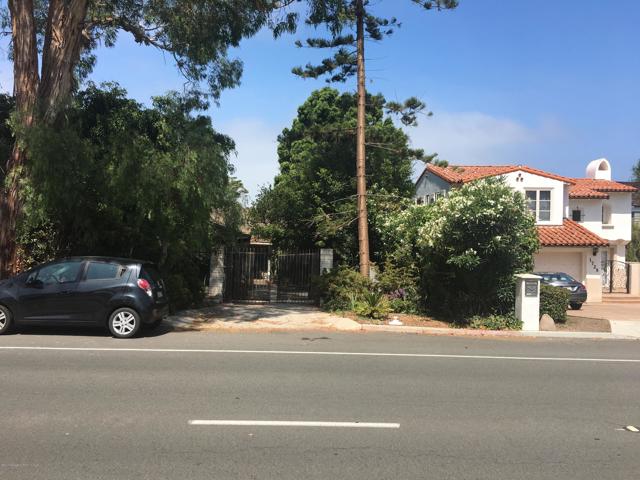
[568,302,640,337]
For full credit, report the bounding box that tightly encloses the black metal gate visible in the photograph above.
[273,250,320,303]
[223,247,320,304]
[601,260,630,293]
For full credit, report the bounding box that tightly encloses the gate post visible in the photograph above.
[208,247,225,302]
[320,249,334,274]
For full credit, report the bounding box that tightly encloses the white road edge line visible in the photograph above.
[0,346,639,363]
[189,420,400,428]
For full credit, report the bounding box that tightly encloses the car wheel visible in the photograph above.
[108,308,141,339]
[0,305,12,335]
[569,302,582,310]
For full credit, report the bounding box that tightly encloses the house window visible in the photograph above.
[571,209,582,222]
[416,196,424,205]
[525,190,551,222]
[602,204,612,225]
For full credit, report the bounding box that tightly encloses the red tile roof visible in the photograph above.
[568,178,637,199]
[537,219,608,247]
[424,164,574,184]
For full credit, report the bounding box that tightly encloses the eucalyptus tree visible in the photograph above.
[0,0,295,277]
[290,0,458,276]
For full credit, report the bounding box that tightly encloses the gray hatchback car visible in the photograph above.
[536,272,587,310]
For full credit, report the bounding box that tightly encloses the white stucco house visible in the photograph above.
[414,158,637,303]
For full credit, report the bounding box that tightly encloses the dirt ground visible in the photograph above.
[556,315,611,332]
[344,311,451,328]
[348,311,611,332]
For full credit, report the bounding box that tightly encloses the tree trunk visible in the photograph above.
[0,0,88,278]
[0,0,39,278]
[39,0,89,123]
[355,0,370,278]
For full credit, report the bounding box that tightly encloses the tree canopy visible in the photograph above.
[18,83,243,307]
[0,0,298,276]
[250,87,421,263]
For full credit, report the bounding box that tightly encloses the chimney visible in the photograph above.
[585,158,611,181]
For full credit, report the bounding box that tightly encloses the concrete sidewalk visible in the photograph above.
[167,303,639,340]
[568,302,640,338]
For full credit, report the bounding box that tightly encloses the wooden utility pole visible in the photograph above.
[355,0,370,278]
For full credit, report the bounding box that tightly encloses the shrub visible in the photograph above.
[376,260,421,314]
[315,266,373,311]
[382,177,539,319]
[469,314,522,330]
[540,285,570,323]
[352,290,391,319]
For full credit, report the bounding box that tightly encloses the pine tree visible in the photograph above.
[291,0,458,277]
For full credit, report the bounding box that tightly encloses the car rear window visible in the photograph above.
[86,262,126,280]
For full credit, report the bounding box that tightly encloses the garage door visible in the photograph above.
[534,252,583,281]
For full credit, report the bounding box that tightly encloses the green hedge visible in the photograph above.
[540,285,570,323]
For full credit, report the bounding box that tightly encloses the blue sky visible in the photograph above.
[1,0,639,197]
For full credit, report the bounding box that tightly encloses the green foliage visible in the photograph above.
[352,290,391,319]
[250,88,420,264]
[540,285,570,323]
[0,94,13,178]
[380,177,540,318]
[291,0,457,124]
[628,223,640,262]
[17,83,243,309]
[1,2,293,102]
[315,265,373,311]
[468,314,522,331]
[376,260,421,314]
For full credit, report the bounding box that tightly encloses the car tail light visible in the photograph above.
[579,284,586,291]
[137,278,153,297]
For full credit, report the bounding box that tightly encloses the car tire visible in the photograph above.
[108,307,141,339]
[569,302,583,310]
[0,305,12,335]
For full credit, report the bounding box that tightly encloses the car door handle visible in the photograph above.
[59,290,71,295]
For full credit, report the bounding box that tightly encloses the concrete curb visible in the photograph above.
[358,323,638,340]
[167,315,639,340]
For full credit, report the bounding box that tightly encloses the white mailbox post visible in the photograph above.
[515,273,541,332]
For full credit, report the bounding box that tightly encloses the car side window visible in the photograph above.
[32,261,83,285]
[85,262,126,281]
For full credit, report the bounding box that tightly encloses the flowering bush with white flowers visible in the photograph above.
[380,177,539,319]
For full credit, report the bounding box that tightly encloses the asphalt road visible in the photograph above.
[1,327,639,479]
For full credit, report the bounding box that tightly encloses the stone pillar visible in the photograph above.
[584,249,602,303]
[515,273,541,332]
[208,247,225,302]
[320,248,334,275]
[613,242,626,262]
[629,262,640,296]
